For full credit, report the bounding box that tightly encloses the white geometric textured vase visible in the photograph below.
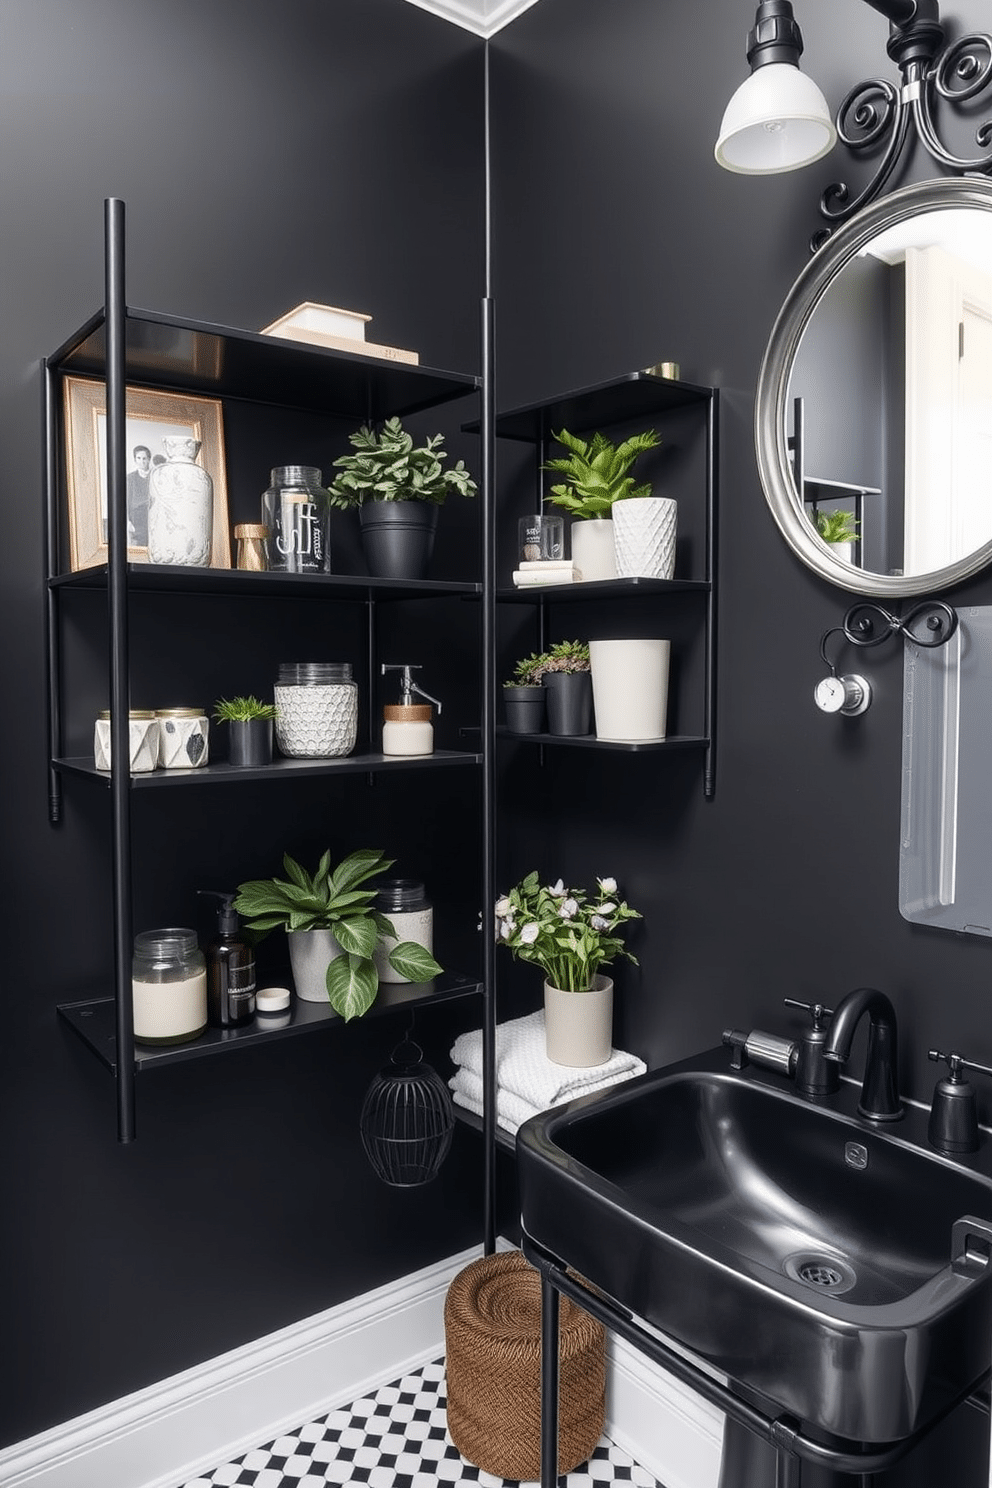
[612,497,677,579]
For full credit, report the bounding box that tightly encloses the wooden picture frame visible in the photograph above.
[63,377,231,571]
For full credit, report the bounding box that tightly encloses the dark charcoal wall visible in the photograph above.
[490,2,992,1483]
[0,0,486,1447]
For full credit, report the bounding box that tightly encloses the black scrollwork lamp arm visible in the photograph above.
[815,0,992,246]
[820,598,958,674]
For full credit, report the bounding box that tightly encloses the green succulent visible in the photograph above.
[212,695,277,722]
[814,509,859,545]
[543,427,661,519]
[328,416,478,509]
[234,848,442,1020]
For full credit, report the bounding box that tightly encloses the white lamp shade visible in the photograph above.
[715,62,836,174]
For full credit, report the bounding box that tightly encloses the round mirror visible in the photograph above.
[756,176,992,597]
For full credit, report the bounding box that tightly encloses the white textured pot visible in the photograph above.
[612,497,678,579]
[544,975,613,1067]
[287,927,345,1004]
[569,518,616,581]
[589,638,670,742]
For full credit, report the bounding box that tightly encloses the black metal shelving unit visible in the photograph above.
[490,373,719,797]
[45,199,498,1214]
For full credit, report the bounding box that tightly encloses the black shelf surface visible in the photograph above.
[48,307,479,420]
[497,729,708,752]
[497,576,708,603]
[453,1105,517,1153]
[50,564,481,601]
[55,749,483,787]
[467,371,713,443]
[58,972,484,1074]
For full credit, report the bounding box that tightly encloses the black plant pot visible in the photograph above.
[503,685,547,735]
[360,500,439,580]
[543,671,592,736]
[227,717,274,767]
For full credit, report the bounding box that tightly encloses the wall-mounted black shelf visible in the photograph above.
[50,306,479,421]
[55,749,483,788]
[467,370,712,442]
[496,729,707,753]
[58,972,484,1074]
[51,565,481,602]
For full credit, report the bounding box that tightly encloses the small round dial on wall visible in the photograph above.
[813,674,871,716]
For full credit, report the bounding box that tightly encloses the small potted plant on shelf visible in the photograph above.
[494,871,641,1066]
[234,847,443,1020]
[328,416,478,581]
[540,639,592,736]
[813,509,859,566]
[543,427,661,582]
[503,650,550,735]
[213,695,277,767]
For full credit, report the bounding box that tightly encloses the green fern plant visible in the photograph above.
[543,427,661,519]
[814,509,859,545]
[234,848,442,1020]
[328,416,478,509]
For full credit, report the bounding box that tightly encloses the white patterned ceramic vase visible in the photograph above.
[288,928,345,1004]
[274,682,358,758]
[612,497,677,579]
[544,975,613,1067]
[569,518,616,581]
[147,437,213,567]
[93,712,160,773]
[157,710,209,769]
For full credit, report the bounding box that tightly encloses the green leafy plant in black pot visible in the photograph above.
[234,847,443,1020]
[540,640,592,737]
[503,650,550,735]
[328,416,478,581]
[213,695,277,768]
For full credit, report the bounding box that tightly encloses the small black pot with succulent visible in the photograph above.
[213,695,277,768]
[503,650,549,735]
[328,416,478,581]
[503,641,592,737]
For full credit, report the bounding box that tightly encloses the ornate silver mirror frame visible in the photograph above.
[755,174,992,597]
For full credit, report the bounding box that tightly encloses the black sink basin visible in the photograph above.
[517,1048,992,1445]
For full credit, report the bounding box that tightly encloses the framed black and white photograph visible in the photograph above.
[63,377,231,571]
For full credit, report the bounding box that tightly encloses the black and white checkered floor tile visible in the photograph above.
[181,1357,661,1488]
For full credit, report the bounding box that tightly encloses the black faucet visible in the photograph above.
[823,987,903,1122]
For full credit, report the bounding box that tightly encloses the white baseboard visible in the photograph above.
[0,1237,724,1488]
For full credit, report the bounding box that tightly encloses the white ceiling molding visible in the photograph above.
[399,0,544,37]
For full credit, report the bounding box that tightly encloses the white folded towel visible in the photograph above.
[450,1009,646,1112]
[449,1056,647,1136]
[511,567,580,586]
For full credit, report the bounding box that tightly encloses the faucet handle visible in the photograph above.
[927,1050,992,1154]
[784,998,834,1030]
[928,1049,992,1083]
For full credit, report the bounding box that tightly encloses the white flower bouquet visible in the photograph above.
[494,871,640,992]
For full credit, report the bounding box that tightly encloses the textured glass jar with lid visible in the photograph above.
[373,879,434,985]
[261,466,330,574]
[273,662,358,758]
[132,928,207,1045]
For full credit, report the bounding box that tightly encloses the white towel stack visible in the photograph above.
[511,559,581,587]
[449,1009,647,1135]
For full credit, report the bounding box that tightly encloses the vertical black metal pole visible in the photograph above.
[540,1271,561,1488]
[366,596,378,785]
[703,390,719,801]
[775,1445,802,1487]
[106,198,135,1144]
[481,38,497,1257]
[43,361,63,825]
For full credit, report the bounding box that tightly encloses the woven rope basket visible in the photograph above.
[444,1249,605,1480]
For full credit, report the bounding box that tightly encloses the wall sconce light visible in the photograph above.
[716,0,992,232]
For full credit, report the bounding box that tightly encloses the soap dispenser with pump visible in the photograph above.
[198,890,257,1028]
[381,664,442,757]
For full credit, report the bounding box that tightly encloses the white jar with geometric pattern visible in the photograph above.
[273,662,358,758]
[612,496,678,579]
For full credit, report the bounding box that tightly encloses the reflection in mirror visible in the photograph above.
[756,178,992,598]
[900,606,992,937]
[790,209,992,580]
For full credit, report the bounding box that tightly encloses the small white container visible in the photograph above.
[570,518,617,582]
[589,638,671,742]
[132,928,207,1045]
[94,711,160,773]
[155,708,209,769]
[274,661,357,758]
[382,705,433,757]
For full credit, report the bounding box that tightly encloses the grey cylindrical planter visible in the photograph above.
[360,500,439,580]
[227,717,273,767]
[503,685,547,735]
[543,671,592,735]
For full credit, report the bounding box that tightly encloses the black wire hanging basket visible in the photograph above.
[359,1033,455,1188]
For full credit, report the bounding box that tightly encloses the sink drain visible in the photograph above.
[783,1252,857,1295]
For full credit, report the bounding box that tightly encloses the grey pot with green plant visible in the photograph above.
[328,416,478,580]
[542,427,661,582]
[814,510,859,547]
[540,640,592,736]
[214,696,277,768]
[503,650,550,735]
[234,848,443,1020]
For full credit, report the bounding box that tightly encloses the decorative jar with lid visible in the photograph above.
[373,879,434,985]
[155,707,209,769]
[262,466,330,574]
[273,661,358,758]
[94,710,160,773]
[132,928,207,1045]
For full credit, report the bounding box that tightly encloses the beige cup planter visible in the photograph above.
[569,518,617,581]
[544,975,613,1067]
[589,638,670,742]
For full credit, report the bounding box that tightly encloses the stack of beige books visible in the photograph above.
[259,301,419,365]
[511,559,581,587]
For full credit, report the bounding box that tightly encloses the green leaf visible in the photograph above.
[330,848,393,896]
[281,854,311,891]
[326,954,378,1021]
[387,941,443,983]
[332,914,379,959]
